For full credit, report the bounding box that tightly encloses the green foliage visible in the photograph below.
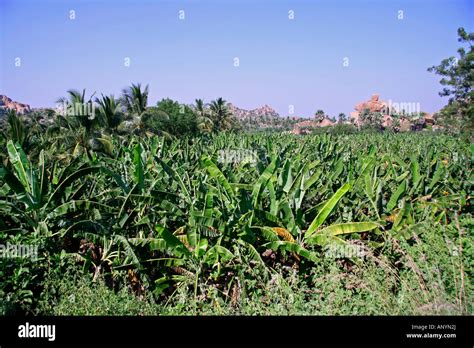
[120,83,149,116]
[209,97,234,132]
[42,217,470,316]
[428,27,474,133]
[0,130,471,315]
[194,98,213,133]
[39,266,159,315]
[153,98,198,135]
[56,89,98,133]
[6,110,26,147]
[140,106,170,133]
[95,94,123,131]
[311,123,357,135]
[359,109,383,130]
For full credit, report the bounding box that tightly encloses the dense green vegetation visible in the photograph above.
[428,28,474,134]
[0,123,472,315]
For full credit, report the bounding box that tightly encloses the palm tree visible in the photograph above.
[55,89,117,159]
[95,94,123,131]
[209,97,232,132]
[121,83,149,116]
[56,89,97,133]
[194,99,213,133]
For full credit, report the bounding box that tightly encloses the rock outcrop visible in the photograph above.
[423,112,434,125]
[228,103,280,120]
[350,94,388,126]
[350,94,435,130]
[355,94,387,113]
[291,117,335,134]
[0,95,31,115]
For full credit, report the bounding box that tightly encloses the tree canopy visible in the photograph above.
[428,27,473,133]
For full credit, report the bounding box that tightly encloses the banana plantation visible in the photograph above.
[0,107,472,315]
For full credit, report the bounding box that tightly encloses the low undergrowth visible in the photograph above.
[34,219,472,316]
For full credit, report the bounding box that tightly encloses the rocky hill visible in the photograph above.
[0,95,31,115]
[227,103,280,120]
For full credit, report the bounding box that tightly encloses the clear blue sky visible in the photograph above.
[0,0,472,117]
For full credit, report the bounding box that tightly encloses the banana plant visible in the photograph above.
[0,141,119,236]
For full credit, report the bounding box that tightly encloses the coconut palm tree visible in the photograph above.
[194,99,213,133]
[55,89,118,159]
[95,94,123,131]
[56,89,98,133]
[209,97,232,132]
[121,83,149,116]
